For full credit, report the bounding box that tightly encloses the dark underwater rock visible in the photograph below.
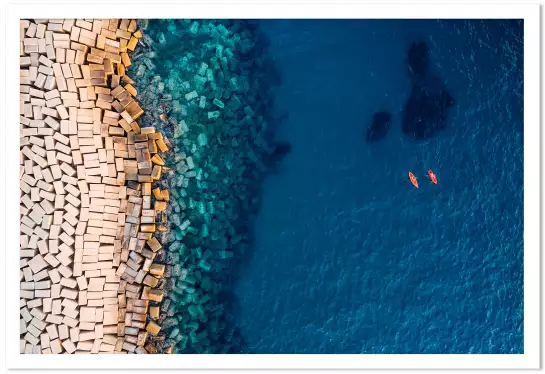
[250,140,292,175]
[271,141,292,160]
[402,41,454,140]
[366,111,392,142]
[262,141,292,168]
[402,83,454,140]
[407,41,430,79]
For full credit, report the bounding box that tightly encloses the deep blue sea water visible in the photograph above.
[234,20,524,353]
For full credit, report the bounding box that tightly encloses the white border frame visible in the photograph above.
[5,2,540,370]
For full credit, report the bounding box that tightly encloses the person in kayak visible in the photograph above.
[408,171,419,188]
[428,169,438,184]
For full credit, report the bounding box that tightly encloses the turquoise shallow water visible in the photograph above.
[132,19,286,353]
[132,19,523,354]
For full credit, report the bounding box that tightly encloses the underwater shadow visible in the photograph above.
[401,41,454,140]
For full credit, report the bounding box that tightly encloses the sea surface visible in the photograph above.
[234,19,524,353]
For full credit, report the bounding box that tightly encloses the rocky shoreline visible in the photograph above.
[19,19,172,354]
[19,18,285,355]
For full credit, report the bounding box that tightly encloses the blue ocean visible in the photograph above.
[132,18,523,354]
[233,20,524,354]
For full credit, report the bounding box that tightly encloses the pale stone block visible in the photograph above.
[49,338,62,354]
[27,254,48,273]
[58,324,69,340]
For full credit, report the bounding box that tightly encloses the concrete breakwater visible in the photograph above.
[19,18,284,354]
[19,19,172,354]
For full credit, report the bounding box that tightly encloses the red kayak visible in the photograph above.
[408,171,419,188]
[428,169,438,184]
